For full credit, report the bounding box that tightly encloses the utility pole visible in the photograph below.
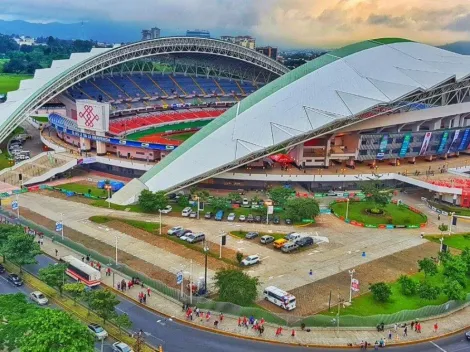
[348,269,355,303]
[159,210,162,235]
[448,212,455,235]
[203,241,209,294]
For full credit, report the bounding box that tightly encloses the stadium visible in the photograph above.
[2,37,470,207]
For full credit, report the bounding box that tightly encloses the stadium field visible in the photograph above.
[0,74,33,94]
[165,132,195,141]
[126,120,210,140]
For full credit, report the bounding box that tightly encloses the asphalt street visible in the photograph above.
[0,254,466,352]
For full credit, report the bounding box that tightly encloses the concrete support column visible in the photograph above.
[96,141,107,156]
[79,137,91,152]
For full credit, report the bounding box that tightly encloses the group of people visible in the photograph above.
[238,316,267,336]
[184,305,224,328]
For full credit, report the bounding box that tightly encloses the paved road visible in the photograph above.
[11,254,469,352]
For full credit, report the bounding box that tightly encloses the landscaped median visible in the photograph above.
[330,199,427,229]
[2,261,154,352]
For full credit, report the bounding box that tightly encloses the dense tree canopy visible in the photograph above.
[284,198,320,222]
[138,190,168,212]
[2,230,41,272]
[268,186,293,207]
[39,263,68,296]
[214,269,259,306]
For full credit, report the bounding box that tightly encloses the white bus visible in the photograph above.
[263,286,296,311]
[60,255,101,287]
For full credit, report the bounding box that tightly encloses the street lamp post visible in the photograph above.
[439,237,444,265]
[448,212,455,236]
[60,212,64,240]
[196,197,200,220]
[203,241,209,294]
[115,235,118,266]
[348,269,355,303]
[345,198,350,221]
[159,210,162,235]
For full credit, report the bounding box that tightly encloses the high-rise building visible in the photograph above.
[186,30,210,38]
[220,35,256,49]
[142,27,161,41]
[256,46,278,60]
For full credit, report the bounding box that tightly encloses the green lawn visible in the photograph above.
[426,234,470,251]
[330,201,427,226]
[166,132,195,141]
[126,120,210,141]
[230,231,287,241]
[0,74,33,94]
[89,216,163,231]
[58,183,109,198]
[0,152,13,170]
[322,270,470,316]
[32,115,49,123]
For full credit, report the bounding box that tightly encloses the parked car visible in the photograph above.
[181,207,192,217]
[227,213,236,221]
[238,214,246,222]
[87,323,108,340]
[187,233,205,244]
[176,229,191,238]
[0,264,5,274]
[112,342,133,352]
[215,210,224,221]
[7,274,23,286]
[189,211,197,218]
[160,205,172,214]
[465,331,470,340]
[296,236,314,247]
[247,214,254,223]
[30,291,49,305]
[273,216,280,224]
[241,255,261,266]
[285,218,292,225]
[254,215,262,223]
[204,212,212,219]
[167,193,177,200]
[180,232,194,241]
[260,235,275,244]
[242,198,250,207]
[245,232,259,240]
[281,242,299,253]
[284,233,302,242]
[273,238,288,249]
[167,226,184,235]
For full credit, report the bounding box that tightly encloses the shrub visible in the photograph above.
[369,282,392,303]
[236,252,243,264]
[398,275,417,296]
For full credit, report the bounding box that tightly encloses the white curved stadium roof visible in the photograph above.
[134,38,470,196]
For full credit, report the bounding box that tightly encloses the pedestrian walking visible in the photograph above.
[433,323,438,333]
[97,263,101,271]
[394,323,397,332]
[414,320,419,331]
[55,249,58,257]
[86,254,90,262]
[260,317,265,326]
[143,294,147,304]
[374,341,379,350]
[147,287,151,296]
[117,282,121,290]
[388,330,392,340]
[238,317,241,327]
[81,256,85,262]
[411,321,414,330]
[40,238,43,246]
[417,323,422,333]
[106,267,111,276]
[196,308,200,317]
[219,313,224,322]
[364,341,368,349]
[275,328,280,337]
[291,329,295,337]
[360,341,364,350]
[403,326,408,337]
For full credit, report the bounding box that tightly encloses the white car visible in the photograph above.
[87,323,108,340]
[227,213,236,221]
[160,205,172,214]
[181,207,192,216]
[29,291,48,305]
[241,255,261,266]
[189,211,197,218]
[180,232,194,241]
[239,215,246,222]
[242,198,250,207]
[167,226,183,235]
[112,341,133,352]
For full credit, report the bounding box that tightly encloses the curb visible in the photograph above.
[104,283,470,349]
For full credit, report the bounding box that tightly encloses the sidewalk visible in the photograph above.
[39,235,470,347]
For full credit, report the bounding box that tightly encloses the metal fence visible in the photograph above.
[4,208,470,327]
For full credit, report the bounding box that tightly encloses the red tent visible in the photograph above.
[270,154,294,164]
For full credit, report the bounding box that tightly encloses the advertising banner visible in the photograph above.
[376,135,388,160]
[76,100,110,133]
[399,133,412,157]
[458,129,470,151]
[437,131,450,154]
[351,279,360,292]
[447,129,460,153]
[419,132,432,156]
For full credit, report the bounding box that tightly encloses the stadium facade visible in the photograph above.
[2,37,470,206]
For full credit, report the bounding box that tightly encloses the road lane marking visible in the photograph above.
[430,341,447,352]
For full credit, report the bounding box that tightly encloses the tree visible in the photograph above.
[112,313,132,335]
[193,189,210,202]
[438,224,449,234]
[284,198,320,223]
[214,269,259,306]
[228,192,242,203]
[138,190,168,212]
[418,257,438,278]
[210,197,230,211]
[443,280,466,301]
[443,255,467,287]
[18,309,94,352]
[0,224,24,261]
[360,180,390,210]
[397,275,417,296]
[177,195,190,207]
[268,186,293,207]
[87,289,119,324]
[369,282,392,302]
[2,232,41,272]
[460,247,470,275]
[0,34,19,54]
[236,251,243,264]
[39,263,67,296]
[63,282,86,305]
[418,282,440,300]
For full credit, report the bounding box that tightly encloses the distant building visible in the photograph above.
[256,46,278,60]
[142,27,161,41]
[13,36,36,46]
[186,30,210,39]
[220,35,256,49]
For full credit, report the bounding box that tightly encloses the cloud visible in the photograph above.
[2,0,470,48]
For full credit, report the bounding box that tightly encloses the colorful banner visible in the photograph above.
[419,132,432,156]
[437,131,450,154]
[399,133,412,158]
[448,129,460,153]
[458,129,470,151]
[351,279,360,292]
[376,135,388,160]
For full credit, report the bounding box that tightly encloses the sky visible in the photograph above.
[1,0,470,48]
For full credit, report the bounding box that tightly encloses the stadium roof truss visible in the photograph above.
[127,38,470,199]
[0,37,288,143]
